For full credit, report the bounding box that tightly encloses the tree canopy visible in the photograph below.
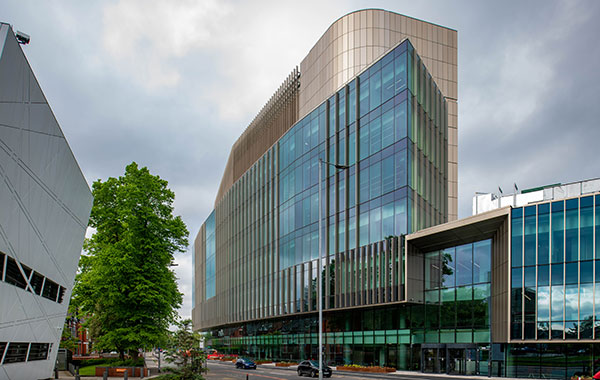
[73,162,188,360]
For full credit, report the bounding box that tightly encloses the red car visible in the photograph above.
[207,350,224,360]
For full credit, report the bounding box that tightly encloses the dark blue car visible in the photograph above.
[235,357,257,369]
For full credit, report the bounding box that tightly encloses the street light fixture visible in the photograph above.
[317,158,349,380]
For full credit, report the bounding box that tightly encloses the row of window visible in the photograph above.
[0,342,51,365]
[0,252,65,304]
[511,195,600,267]
[201,39,447,322]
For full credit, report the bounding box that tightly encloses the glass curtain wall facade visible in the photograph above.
[511,194,600,341]
[507,194,600,378]
[205,239,491,373]
[205,38,447,325]
[198,38,448,367]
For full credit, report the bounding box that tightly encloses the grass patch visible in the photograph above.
[76,357,145,376]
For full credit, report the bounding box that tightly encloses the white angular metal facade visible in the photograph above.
[0,23,93,380]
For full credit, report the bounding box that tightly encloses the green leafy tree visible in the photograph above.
[73,162,188,361]
[59,321,78,352]
[164,319,207,380]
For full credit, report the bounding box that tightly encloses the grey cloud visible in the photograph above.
[2,0,599,320]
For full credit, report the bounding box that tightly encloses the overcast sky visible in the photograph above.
[2,0,599,321]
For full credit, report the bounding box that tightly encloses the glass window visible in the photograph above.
[580,283,593,322]
[442,247,455,288]
[370,70,382,112]
[538,265,549,286]
[359,121,369,161]
[394,100,407,141]
[551,322,563,339]
[394,198,407,236]
[581,196,593,260]
[565,198,578,262]
[30,271,44,295]
[538,203,550,265]
[382,62,395,102]
[537,286,550,321]
[382,156,394,195]
[395,148,407,189]
[551,201,564,263]
[338,89,346,128]
[512,267,522,289]
[537,322,550,339]
[551,286,564,322]
[359,76,370,118]
[564,284,578,321]
[348,81,356,124]
[369,116,382,155]
[551,263,563,286]
[524,266,536,287]
[473,240,491,284]
[28,343,49,362]
[565,262,578,285]
[596,195,600,259]
[369,207,382,244]
[382,202,394,239]
[359,210,369,247]
[370,161,382,199]
[4,257,26,289]
[394,52,407,94]
[381,108,394,149]
[524,206,536,266]
[2,342,28,364]
[580,260,593,283]
[455,244,472,286]
[512,208,523,267]
[358,165,369,203]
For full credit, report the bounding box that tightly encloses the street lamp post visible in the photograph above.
[317,158,349,380]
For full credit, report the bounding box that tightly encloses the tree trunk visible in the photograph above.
[119,349,125,361]
[131,350,139,362]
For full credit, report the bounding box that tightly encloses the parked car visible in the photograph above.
[297,360,332,377]
[235,357,257,369]
[206,349,224,360]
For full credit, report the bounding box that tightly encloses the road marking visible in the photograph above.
[221,369,287,380]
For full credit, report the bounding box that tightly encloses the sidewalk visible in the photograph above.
[58,370,164,380]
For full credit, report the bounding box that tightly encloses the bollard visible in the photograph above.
[75,366,80,380]
[140,367,144,379]
[54,367,58,379]
[103,368,108,380]
[246,374,249,380]
[123,369,128,380]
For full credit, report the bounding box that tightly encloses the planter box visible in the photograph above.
[275,362,296,367]
[95,366,148,377]
[337,366,395,373]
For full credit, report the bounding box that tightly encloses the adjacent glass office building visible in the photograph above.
[507,193,600,378]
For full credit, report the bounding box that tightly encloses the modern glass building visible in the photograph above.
[192,8,600,379]
[0,23,93,380]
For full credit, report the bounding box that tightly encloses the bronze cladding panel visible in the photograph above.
[491,216,509,343]
[192,224,206,330]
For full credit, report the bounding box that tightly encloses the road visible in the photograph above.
[205,361,484,380]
